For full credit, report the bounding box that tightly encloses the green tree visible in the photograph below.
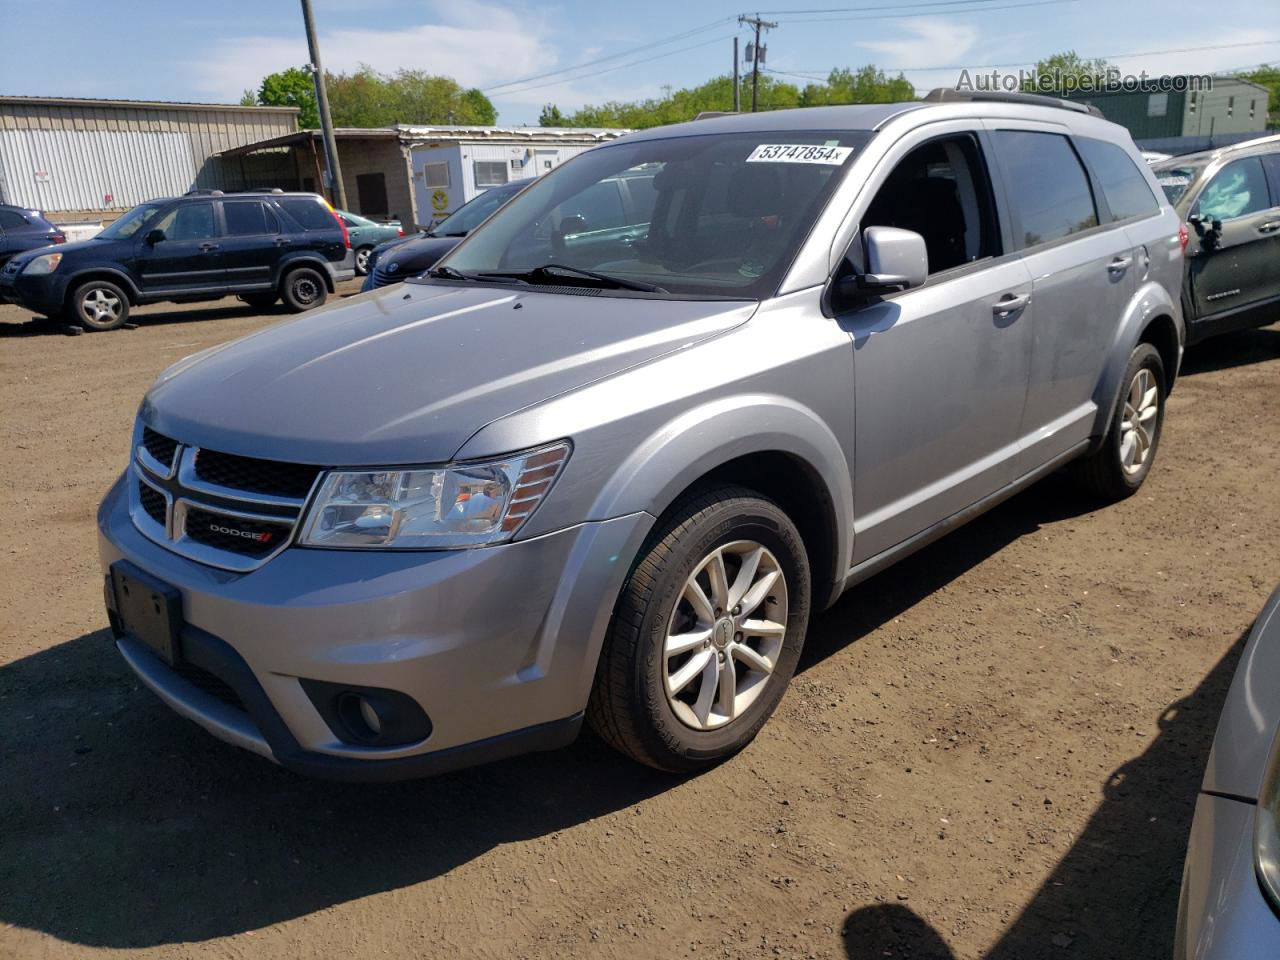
[1238,65,1279,129]
[1022,51,1115,92]
[539,103,567,126]
[799,66,914,106]
[252,66,320,128]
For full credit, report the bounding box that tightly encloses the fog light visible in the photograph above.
[300,678,433,747]
[358,697,383,735]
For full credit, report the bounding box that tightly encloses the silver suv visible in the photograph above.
[98,91,1185,780]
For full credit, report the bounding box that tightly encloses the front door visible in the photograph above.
[135,201,222,293]
[839,128,1035,564]
[1186,155,1280,332]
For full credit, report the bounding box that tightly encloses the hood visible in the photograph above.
[143,281,755,465]
[8,237,102,267]
[377,235,462,276]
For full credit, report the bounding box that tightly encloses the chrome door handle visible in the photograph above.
[199,242,220,252]
[1258,220,1280,234]
[1108,256,1133,273]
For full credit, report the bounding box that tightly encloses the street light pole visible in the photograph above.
[733,36,741,113]
[738,14,777,113]
[300,0,347,210]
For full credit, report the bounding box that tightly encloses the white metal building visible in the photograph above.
[403,126,623,226]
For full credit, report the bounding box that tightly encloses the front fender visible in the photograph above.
[587,393,854,586]
[1087,279,1182,450]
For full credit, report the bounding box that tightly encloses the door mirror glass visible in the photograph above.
[861,226,928,292]
[144,229,166,245]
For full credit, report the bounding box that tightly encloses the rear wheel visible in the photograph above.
[70,280,129,331]
[588,487,811,772]
[281,267,327,313]
[1072,342,1165,500]
[354,245,374,276]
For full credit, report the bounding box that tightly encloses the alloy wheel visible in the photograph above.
[664,540,788,730]
[1119,367,1159,475]
[80,287,121,324]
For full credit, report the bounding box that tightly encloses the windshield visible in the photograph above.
[1153,162,1204,204]
[97,202,167,240]
[434,182,523,236]
[438,130,872,298]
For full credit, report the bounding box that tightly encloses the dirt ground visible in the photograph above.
[1,286,1278,960]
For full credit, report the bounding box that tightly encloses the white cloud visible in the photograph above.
[858,19,979,70]
[189,0,559,102]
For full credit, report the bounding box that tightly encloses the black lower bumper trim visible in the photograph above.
[116,619,584,782]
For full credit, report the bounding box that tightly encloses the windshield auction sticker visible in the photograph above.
[746,144,853,165]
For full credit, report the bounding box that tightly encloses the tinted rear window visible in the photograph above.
[0,210,28,229]
[278,196,337,231]
[1076,138,1160,221]
[992,130,1098,249]
[223,201,278,236]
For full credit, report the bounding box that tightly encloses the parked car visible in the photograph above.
[0,203,64,267]
[335,210,403,276]
[1153,135,1280,344]
[362,178,529,291]
[0,191,354,331]
[98,90,1184,780]
[1175,585,1280,959]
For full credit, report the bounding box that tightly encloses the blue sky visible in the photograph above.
[2,0,1278,126]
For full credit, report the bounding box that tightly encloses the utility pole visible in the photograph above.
[738,14,776,112]
[300,0,346,210]
[732,37,741,112]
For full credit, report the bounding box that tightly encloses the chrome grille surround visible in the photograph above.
[128,429,323,573]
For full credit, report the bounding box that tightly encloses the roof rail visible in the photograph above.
[923,88,1104,118]
[183,189,225,196]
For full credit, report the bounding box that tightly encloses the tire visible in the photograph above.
[240,292,278,310]
[588,486,812,772]
[1071,342,1166,500]
[69,279,129,331]
[280,267,328,313]
[354,246,374,276]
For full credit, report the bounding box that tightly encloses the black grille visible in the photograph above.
[142,427,178,469]
[194,449,321,499]
[184,506,291,557]
[171,661,247,714]
[138,480,167,526]
[370,264,404,288]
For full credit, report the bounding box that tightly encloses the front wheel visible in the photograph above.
[280,267,327,313]
[70,280,129,331]
[354,246,374,276]
[1072,342,1165,500]
[588,487,811,772]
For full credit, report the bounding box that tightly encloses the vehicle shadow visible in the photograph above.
[0,474,1150,950]
[0,302,270,337]
[840,631,1247,959]
[1179,323,1280,377]
[0,629,673,948]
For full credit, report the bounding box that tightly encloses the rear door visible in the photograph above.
[985,125,1139,474]
[216,199,282,290]
[1186,155,1280,326]
[135,201,222,293]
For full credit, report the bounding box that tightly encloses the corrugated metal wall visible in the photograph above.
[0,99,296,215]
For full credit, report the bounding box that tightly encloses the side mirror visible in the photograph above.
[144,229,166,245]
[859,226,928,292]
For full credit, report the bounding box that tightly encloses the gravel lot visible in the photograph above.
[1,288,1278,960]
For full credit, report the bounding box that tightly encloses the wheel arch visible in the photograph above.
[63,268,139,305]
[277,254,336,293]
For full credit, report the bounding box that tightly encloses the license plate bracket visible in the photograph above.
[110,561,182,666]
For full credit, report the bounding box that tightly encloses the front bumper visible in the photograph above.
[0,270,63,316]
[97,474,653,780]
[1175,793,1279,958]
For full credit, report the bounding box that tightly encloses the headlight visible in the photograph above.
[1256,725,1280,912]
[23,253,62,275]
[298,442,570,549]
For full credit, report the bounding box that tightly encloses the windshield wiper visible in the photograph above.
[425,265,494,282]
[485,263,666,293]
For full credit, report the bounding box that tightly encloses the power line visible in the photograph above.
[482,16,735,93]
[765,38,1280,78]
[770,0,1078,24]
[491,34,738,98]
[756,0,1055,11]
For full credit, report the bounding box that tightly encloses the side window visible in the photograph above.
[155,203,216,242]
[558,180,625,232]
[1195,157,1271,221]
[1075,138,1161,222]
[862,133,1000,275]
[278,196,338,231]
[474,161,509,188]
[0,210,28,229]
[223,201,278,236]
[991,130,1098,249]
[1262,155,1280,206]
